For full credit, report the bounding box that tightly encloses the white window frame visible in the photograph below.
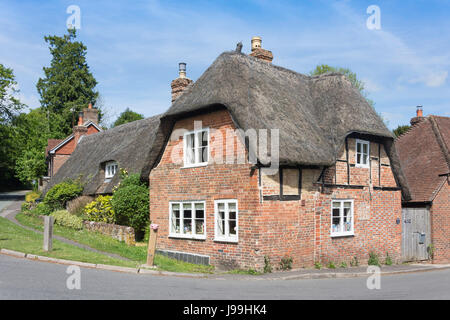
[330,199,354,237]
[183,128,209,168]
[105,161,118,179]
[214,199,238,243]
[169,201,206,240]
[355,139,370,168]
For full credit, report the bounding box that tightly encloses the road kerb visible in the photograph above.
[0,248,26,258]
[96,263,139,274]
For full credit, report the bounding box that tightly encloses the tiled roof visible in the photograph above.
[395,115,450,202]
[45,139,63,156]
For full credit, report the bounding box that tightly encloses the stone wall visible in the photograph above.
[83,221,135,246]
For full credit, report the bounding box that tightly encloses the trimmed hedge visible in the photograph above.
[51,210,83,230]
[44,179,83,211]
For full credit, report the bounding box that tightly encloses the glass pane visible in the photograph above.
[229,220,237,236]
[217,206,225,236]
[200,131,208,147]
[186,134,195,164]
[357,143,361,153]
[343,206,352,232]
[195,203,204,219]
[195,219,204,235]
[183,218,192,234]
[228,202,236,211]
[171,204,180,233]
[229,211,236,220]
[332,208,341,233]
[356,153,361,164]
[332,202,340,208]
[363,143,368,154]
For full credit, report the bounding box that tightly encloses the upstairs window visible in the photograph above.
[331,200,354,237]
[105,161,118,179]
[355,139,370,168]
[184,128,209,167]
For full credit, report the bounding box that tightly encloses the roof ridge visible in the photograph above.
[394,117,429,142]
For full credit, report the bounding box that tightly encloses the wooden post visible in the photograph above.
[43,216,54,252]
[146,224,159,266]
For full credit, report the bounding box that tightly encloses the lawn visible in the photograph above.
[15,213,214,274]
[0,216,137,268]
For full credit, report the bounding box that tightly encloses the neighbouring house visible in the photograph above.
[395,107,449,264]
[41,103,102,192]
[148,37,410,270]
[43,114,164,195]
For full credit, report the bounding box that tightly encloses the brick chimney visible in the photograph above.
[82,102,99,124]
[171,63,193,103]
[410,106,425,126]
[73,113,88,144]
[249,36,273,63]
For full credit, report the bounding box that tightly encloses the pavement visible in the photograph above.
[0,253,449,299]
[0,190,28,215]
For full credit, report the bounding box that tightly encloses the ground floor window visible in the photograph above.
[331,199,354,237]
[169,201,205,239]
[214,199,238,242]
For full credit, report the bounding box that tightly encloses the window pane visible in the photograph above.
[171,204,180,234]
[229,220,237,236]
[194,203,204,235]
[186,134,195,164]
[343,206,352,232]
[183,218,192,234]
[332,208,341,233]
[217,204,225,236]
[356,153,361,164]
[357,143,361,153]
[195,219,204,234]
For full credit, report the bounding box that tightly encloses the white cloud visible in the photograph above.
[410,71,448,87]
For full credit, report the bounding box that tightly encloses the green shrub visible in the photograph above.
[34,202,52,216]
[314,262,322,270]
[21,202,33,213]
[111,173,149,240]
[327,261,336,269]
[25,190,41,203]
[44,179,83,211]
[51,210,83,230]
[368,251,380,266]
[264,255,272,273]
[340,261,348,268]
[84,195,115,224]
[279,256,293,270]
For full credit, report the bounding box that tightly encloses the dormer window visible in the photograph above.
[355,139,370,168]
[105,161,118,179]
[184,128,209,167]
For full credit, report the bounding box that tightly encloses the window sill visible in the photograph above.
[169,234,206,240]
[330,233,354,238]
[182,163,208,169]
[214,237,238,243]
[355,164,369,169]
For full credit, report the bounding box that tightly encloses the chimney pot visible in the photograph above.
[249,36,273,63]
[171,62,193,103]
[410,105,425,126]
[77,112,83,126]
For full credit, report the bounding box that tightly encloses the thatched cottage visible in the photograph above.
[395,108,449,263]
[148,37,410,270]
[44,114,164,195]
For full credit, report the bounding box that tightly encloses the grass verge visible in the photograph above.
[0,217,136,268]
[16,213,214,274]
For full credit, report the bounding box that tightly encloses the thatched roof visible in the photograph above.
[159,51,410,199]
[44,115,164,195]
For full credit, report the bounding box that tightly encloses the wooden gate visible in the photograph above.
[402,207,431,261]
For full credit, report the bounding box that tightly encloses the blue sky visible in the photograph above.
[1,0,449,128]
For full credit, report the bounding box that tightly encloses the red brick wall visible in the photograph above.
[431,180,450,263]
[52,154,70,175]
[150,109,403,270]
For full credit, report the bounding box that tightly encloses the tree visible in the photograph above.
[393,125,411,137]
[12,108,57,185]
[113,108,144,127]
[0,64,23,123]
[0,65,24,189]
[310,64,374,107]
[36,28,99,136]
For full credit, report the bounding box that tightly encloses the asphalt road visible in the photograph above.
[0,254,449,300]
